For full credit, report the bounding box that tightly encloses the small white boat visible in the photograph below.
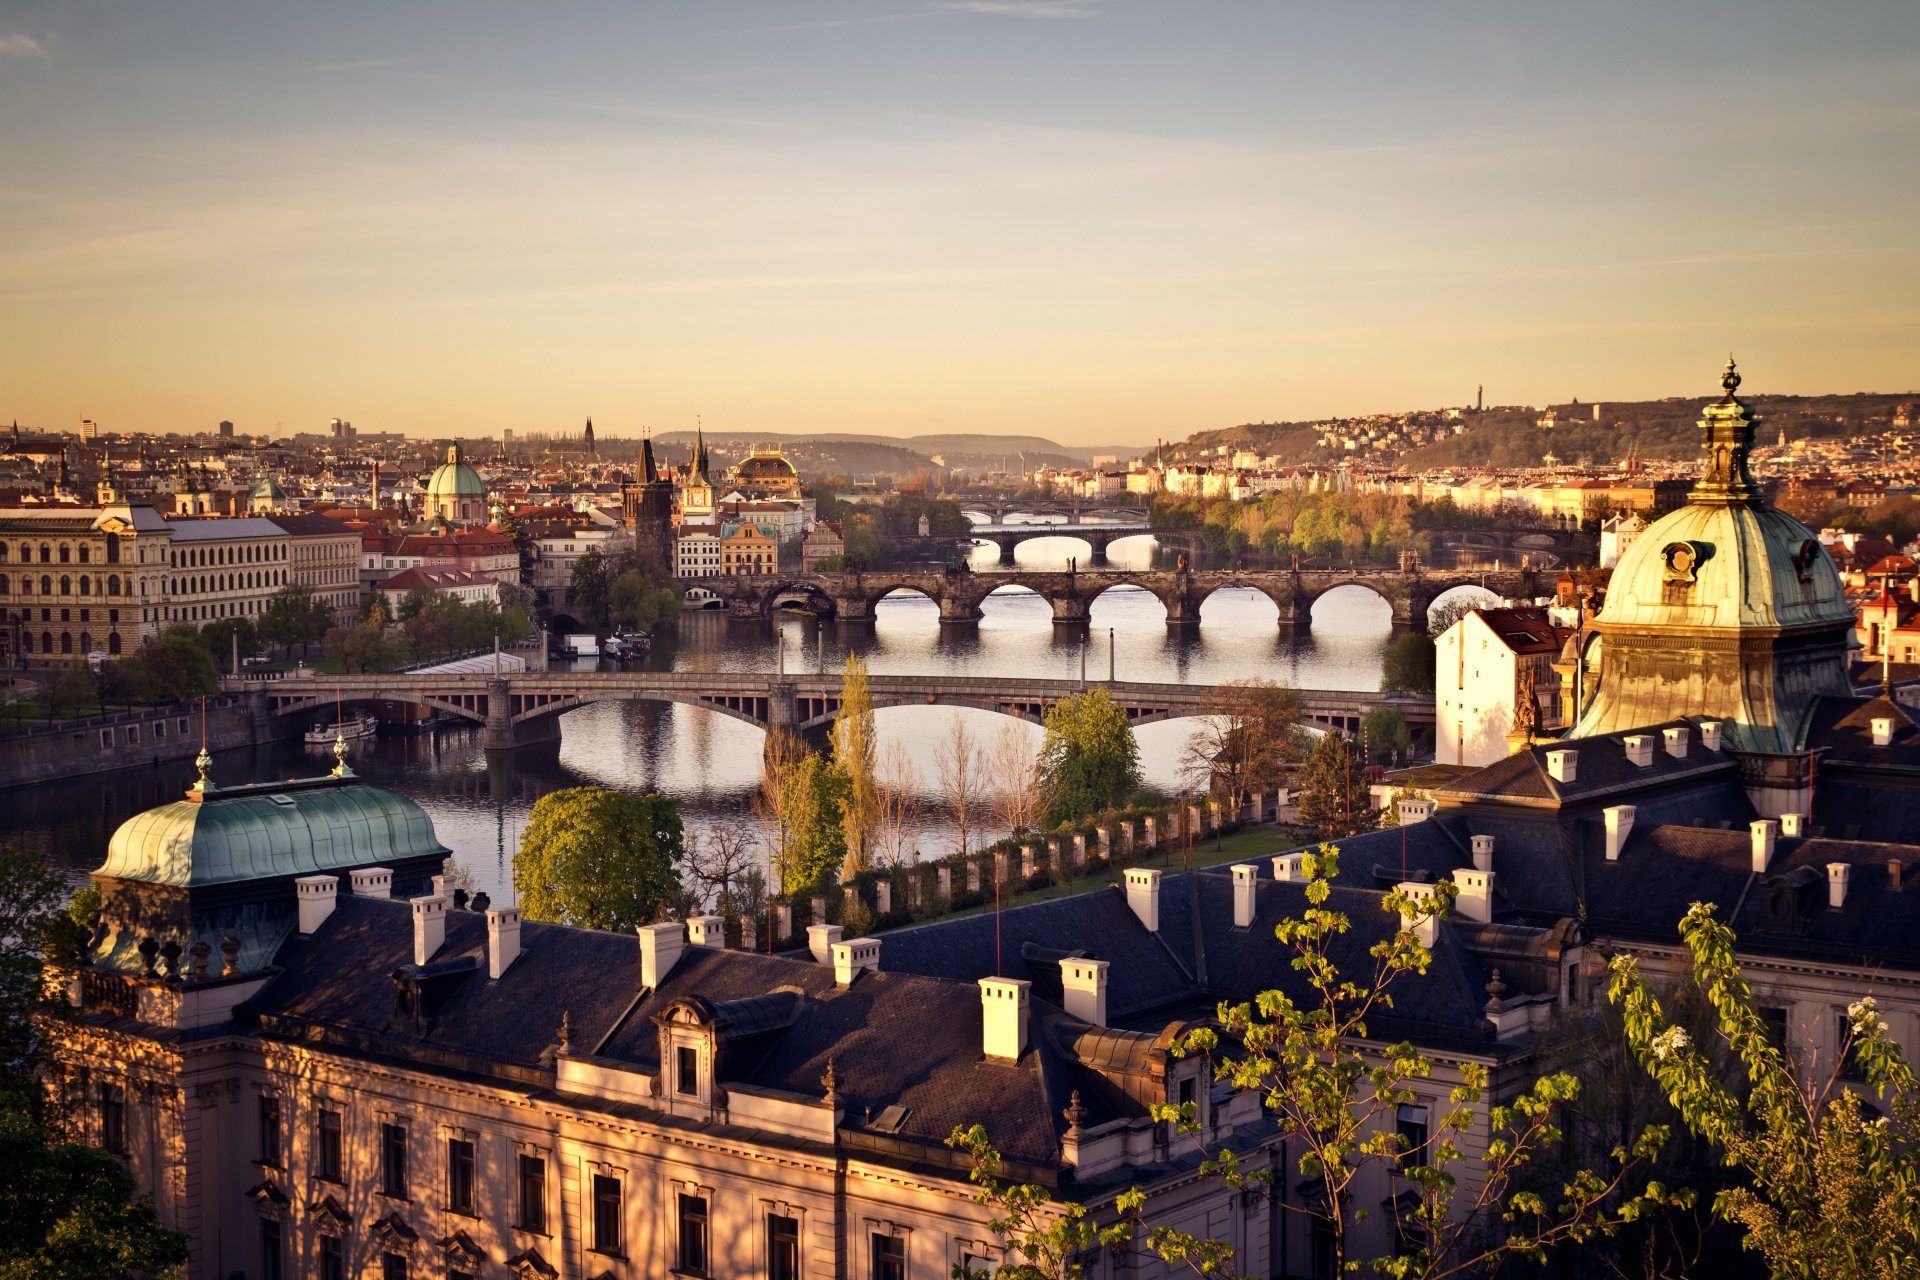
[305,713,379,746]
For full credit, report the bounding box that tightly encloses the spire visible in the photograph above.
[1691,355,1763,506]
[640,434,659,485]
[190,745,215,796]
[330,730,355,779]
[447,441,461,467]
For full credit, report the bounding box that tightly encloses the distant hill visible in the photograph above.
[654,429,1146,470]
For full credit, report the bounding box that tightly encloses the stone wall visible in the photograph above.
[0,695,284,788]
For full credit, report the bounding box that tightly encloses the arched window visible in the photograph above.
[104,533,119,564]
[58,545,70,564]
[59,576,71,596]
[78,546,89,564]
[107,576,120,596]
[80,632,92,653]
[42,576,54,595]
[0,543,8,561]
[108,633,121,655]
[39,545,51,563]
[59,632,71,653]
[79,576,90,596]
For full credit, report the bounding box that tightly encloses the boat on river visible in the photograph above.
[304,713,380,746]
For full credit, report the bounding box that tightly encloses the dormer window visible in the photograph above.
[677,1045,699,1097]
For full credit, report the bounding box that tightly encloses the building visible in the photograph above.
[678,426,716,524]
[423,444,488,526]
[378,566,502,612]
[801,522,844,570]
[529,528,619,600]
[0,502,175,665]
[673,528,723,578]
[731,447,801,499]
[1597,511,1645,568]
[248,477,290,515]
[1435,607,1570,766]
[720,521,778,575]
[265,513,362,624]
[160,517,292,626]
[619,438,674,577]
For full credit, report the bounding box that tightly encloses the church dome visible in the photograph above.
[425,443,486,500]
[1598,501,1850,633]
[734,450,797,482]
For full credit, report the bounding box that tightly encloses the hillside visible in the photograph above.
[653,429,1146,469]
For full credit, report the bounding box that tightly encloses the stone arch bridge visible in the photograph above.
[698,566,1538,632]
[239,671,1434,754]
[959,521,1205,566]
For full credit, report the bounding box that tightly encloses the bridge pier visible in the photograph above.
[995,536,1018,567]
[1087,534,1110,567]
[1165,592,1202,629]
[1050,595,1090,627]
[482,678,562,758]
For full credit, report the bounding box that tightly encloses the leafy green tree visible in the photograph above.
[831,652,879,878]
[1610,903,1920,1277]
[945,1124,1147,1280]
[326,612,408,673]
[0,843,68,1077]
[569,548,612,627]
[1380,632,1435,694]
[144,627,219,698]
[513,787,686,932]
[1360,706,1413,765]
[44,661,97,722]
[1296,731,1373,841]
[608,570,680,633]
[259,583,330,657]
[197,616,258,670]
[1036,688,1140,825]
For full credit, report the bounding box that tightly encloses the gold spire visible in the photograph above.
[190,745,215,797]
[1691,355,1762,506]
[329,729,355,779]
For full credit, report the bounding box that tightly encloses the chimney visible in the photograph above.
[1700,721,1723,752]
[831,938,880,987]
[807,923,844,965]
[1603,805,1636,861]
[1780,812,1806,837]
[1396,797,1435,825]
[686,915,726,947]
[1663,726,1690,759]
[1453,868,1493,924]
[485,904,521,979]
[1470,834,1495,873]
[1546,749,1577,784]
[1061,958,1109,1026]
[1271,852,1305,881]
[1751,819,1778,874]
[1872,717,1895,747]
[1123,868,1161,933]
[411,893,449,967]
[295,875,338,934]
[1230,864,1259,928]
[1827,863,1852,909]
[978,977,1030,1060]
[1622,735,1653,767]
[1397,881,1441,947]
[1891,860,1905,891]
[637,921,685,990]
[431,874,451,898]
[349,865,393,898]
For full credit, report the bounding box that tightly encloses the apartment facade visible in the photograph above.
[266,514,361,624]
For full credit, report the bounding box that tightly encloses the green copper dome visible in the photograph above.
[425,442,486,500]
[99,778,451,889]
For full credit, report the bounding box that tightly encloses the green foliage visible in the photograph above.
[760,741,850,897]
[0,1089,188,1280]
[1380,632,1435,694]
[102,626,221,704]
[1182,678,1308,809]
[945,1124,1146,1280]
[324,610,409,674]
[1152,487,1428,567]
[608,570,680,633]
[1360,707,1413,765]
[569,548,612,626]
[831,652,879,878]
[1609,903,1920,1277]
[0,843,68,1078]
[513,787,686,932]
[45,662,97,721]
[1295,732,1373,841]
[1036,689,1140,825]
[196,615,258,668]
[259,584,331,655]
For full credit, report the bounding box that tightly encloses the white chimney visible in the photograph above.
[1752,819,1779,874]
[1622,735,1653,767]
[979,977,1030,1060]
[1828,863,1852,909]
[1873,717,1895,747]
[807,923,843,965]
[1546,749,1578,784]
[1470,834,1495,873]
[1700,721,1723,751]
[1663,726,1690,759]
[831,938,880,987]
[411,893,449,967]
[1271,852,1305,881]
[637,921,685,990]
[1397,881,1441,947]
[1061,958,1109,1026]
[1124,868,1161,933]
[295,874,338,934]
[1396,797,1435,825]
[486,904,521,979]
[1603,805,1636,861]
[1453,868,1493,924]
[1230,863,1259,928]
[349,865,393,898]
[431,874,450,898]
[1781,812,1806,837]
[686,915,726,947]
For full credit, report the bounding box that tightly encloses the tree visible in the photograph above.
[831,652,879,879]
[1180,678,1307,811]
[609,570,680,633]
[934,716,986,859]
[684,820,761,921]
[1610,902,1920,1277]
[1381,631,1436,694]
[1295,731,1373,841]
[146,627,219,698]
[569,548,612,627]
[755,735,848,898]
[0,843,67,1077]
[259,583,331,657]
[45,661,97,722]
[1035,689,1140,825]
[951,846,1685,1279]
[197,616,258,670]
[870,740,924,871]
[988,721,1046,847]
[1360,706,1413,766]
[513,787,685,932]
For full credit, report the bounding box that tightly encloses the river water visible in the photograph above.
[10,527,1492,900]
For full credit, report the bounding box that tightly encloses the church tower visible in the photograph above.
[621,436,675,576]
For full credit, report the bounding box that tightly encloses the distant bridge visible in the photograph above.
[236,670,1434,754]
[959,521,1199,566]
[690,565,1539,631]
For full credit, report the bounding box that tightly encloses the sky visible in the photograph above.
[0,1,1915,446]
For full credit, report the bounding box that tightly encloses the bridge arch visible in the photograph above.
[1304,581,1396,632]
[1422,583,1504,635]
[760,580,839,620]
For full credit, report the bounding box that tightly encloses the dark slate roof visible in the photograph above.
[1437,720,1739,808]
[1806,694,1920,768]
[1810,780,1920,846]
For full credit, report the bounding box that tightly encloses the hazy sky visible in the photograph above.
[1,2,1915,445]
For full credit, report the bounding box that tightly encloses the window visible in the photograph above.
[872,1232,907,1280]
[258,1094,281,1166]
[1396,1103,1430,1168]
[381,1122,408,1197]
[1759,1006,1789,1050]
[382,1253,408,1280]
[516,1153,547,1233]
[317,1108,343,1182]
[1310,1220,1338,1280]
[1836,1011,1867,1079]
[1177,1075,1196,1111]
[447,1137,475,1215]
[677,1044,699,1096]
[769,1213,801,1280]
[591,1173,622,1255]
[318,1234,344,1280]
[260,1218,283,1280]
[677,1192,709,1274]
[100,1083,125,1154]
